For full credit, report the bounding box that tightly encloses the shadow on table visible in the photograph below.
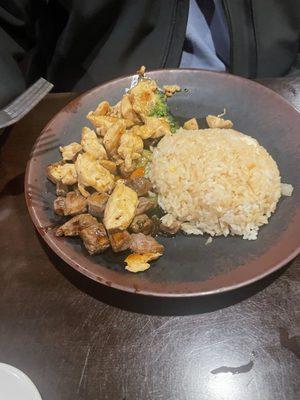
[40,235,289,316]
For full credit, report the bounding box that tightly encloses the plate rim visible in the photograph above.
[24,68,300,297]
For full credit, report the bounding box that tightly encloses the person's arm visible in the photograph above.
[0,0,38,107]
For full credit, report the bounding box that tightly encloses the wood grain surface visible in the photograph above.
[0,81,299,400]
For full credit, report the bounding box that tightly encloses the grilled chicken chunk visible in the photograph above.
[87,192,109,218]
[126,176,152,197]
[120,94,140,123]
[183,118,199,130]
[59,142,82,161]
[103,120,126,156]
[109,230,131,252]
[206,115,233,129]
[56,214,97,236]
[104,182,138,232]
[129,214,153,235]
[117,132,144,171]
[80,222,110,255]
[129,233,164,254]
[81,127,107,159]
[46,162,77,185]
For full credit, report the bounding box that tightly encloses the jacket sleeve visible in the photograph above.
[0,1,38,107]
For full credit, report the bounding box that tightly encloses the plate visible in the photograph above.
[25,69,300,297]
[0,363,42,400]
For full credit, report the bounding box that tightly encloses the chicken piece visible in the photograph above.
[64,190,87,215]
[108,101,122,118]
[129,79,157,117]
[103,181,138,232]
[75,153,115,196]
[129,214,154,235]
[163,85,181,97]
[125,252,162,273]
[59,142,82,161]
[118,160,137,178]
[129,233,164,254]
[135,196,157,215]
[143,116,171,138]
[183,118,199,130]
[56,181,69,197]
[160,214,181,235]
[87,192,109,218]
[80,222,110,255]
[87,114,119,136]
[109,230,131,252]
[206,115,233,129]
[81,127,107,159]
[118,132,143,171]
[126,176,152,197]
[46,162,77,185]
[93,101,110,116]
[137,65,146,77]
[128,125,154,140]
[121,94,140,123]
[56,214,97,236]
[99,159,117,174]
[103,120,126,156]
[54,197,66,216]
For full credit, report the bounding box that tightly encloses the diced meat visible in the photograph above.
[56,214,97,236]
[143,116,171,138]
[75,153,115,196]
[129,125,154,140]
[136,196,157,215]
[46,162,77,185]
[54,197,66,216]
[118,160,137,178]
[125,252,162,273]
[126,176,152,196]
[59,142,82,161]
[93,101,110,116]
[120,94,140,123]
[129,233,164,254]
[103,120,126,156]
[160,214,181,235]
[64,190,87,216]
[117,132,143,171]
[99,159,117,174]
[109,230,131,252]
[163,85,181,97]
[81,127,107,159]
[183,118,199,130]
[86,114,119,135]
[104,182,138,232]
[129,214,153,235]
[56,181,69,197]
[129,79,157,117]
[206,115,233,129]
[87,192,109,218]
[80,222,110,255]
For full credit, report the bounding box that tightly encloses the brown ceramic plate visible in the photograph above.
[25,69,300,297]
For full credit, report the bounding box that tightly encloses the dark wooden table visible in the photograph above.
[0,78,299,400]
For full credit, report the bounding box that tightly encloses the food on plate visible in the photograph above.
[46,66,293,273]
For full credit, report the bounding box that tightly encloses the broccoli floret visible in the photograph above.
[148,92,179,133]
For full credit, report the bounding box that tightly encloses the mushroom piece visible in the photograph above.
[87,192,109,218]
[56,181,69,197]
[160,214,181,235]
[135,196,157,215]
[126,176,152,197]
[54,190,87,216]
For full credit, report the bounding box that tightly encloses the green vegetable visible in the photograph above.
[148,92,179,133]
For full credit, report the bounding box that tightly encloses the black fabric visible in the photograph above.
[0,0,299,107]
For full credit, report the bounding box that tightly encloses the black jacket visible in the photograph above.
[0,0,299,106]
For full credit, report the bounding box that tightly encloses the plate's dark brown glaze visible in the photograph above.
[25,69,300,297]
